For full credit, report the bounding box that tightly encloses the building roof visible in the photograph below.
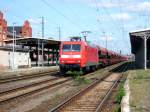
[7,26,22,36]
[0,46,29,52]
[129,29,150,54]
[130,28,150,34]
[4,37,61,49]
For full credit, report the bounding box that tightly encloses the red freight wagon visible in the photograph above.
[97,46,108,66]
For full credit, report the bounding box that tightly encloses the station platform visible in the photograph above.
[0,66,59,79]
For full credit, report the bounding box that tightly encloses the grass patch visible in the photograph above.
[115,82,125,104]
[134,73,144,79]
[66,71,83,77]
[113,104,121,112]
[129,69,150,112]
[113,81,125,112]
[66,71,91,85]
[74,76,91,85]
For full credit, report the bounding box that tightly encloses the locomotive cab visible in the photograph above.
[59,37,99,74]
[59,39,84,73]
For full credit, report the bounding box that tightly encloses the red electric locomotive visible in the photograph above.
[59,37,127,74]
[59,38,99,73]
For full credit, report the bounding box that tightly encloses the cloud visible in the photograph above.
[127,2,150,11]
[91,0,129,9]
[66,0,150,12]
[92,2,125,8]
[97,13,131,21]
[91,1,150,12]
[100,35,115,41]
[64,0,91,4]
[111,13,131,21]
[28,18,41,24]
[28,18,47,24]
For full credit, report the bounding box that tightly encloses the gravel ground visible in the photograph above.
[59,73,119,112]
[0,63,124,112]
[0,66,59,79]
[0,75,56,93]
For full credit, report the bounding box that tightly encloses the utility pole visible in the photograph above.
[37,32,40,67]
[103,32,107,49]
[41,17,44,67]
[58,25,61,41]
[14,31,16,50]
[140,14,150,29]
[12,22,16,70]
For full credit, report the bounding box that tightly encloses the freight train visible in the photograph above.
[59,37,127,74]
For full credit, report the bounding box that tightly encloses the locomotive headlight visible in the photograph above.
[77,60,80,63]
[61,60,65,63]
[73,55,81,58]
[61,55,69,58]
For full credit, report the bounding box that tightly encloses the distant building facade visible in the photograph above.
[7,20,32,38]
[0,11,32,69]
[0,11,32,45]
[0,47,30,69]
[0,11,7,46]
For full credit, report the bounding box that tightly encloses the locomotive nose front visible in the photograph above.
[59,43,82,70]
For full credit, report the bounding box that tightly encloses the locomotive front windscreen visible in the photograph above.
[62,44,80,52]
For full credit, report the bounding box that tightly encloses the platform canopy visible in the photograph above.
[4,37,61,49]
[129,28,150,54]
[129,28,150,69]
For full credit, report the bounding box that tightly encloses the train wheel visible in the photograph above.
[59,67,66,75]
[81,67,87,74]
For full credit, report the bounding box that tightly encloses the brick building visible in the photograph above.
[0,11,32,45]
[0,11,7,45]
[7,20,32,38]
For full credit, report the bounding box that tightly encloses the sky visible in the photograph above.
[1,0,150,55]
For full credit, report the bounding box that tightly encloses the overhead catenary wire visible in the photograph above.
[97,0,123,33]
[93,0,107,33]
[41,0,82,29]
[94,0,129,54]
[93,0,120,51]
[62,0,90,30]
[117,0,131,54]
[92,0,111,49]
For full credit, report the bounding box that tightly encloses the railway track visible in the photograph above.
[0,70,59,84]
[0,64,120,103]
[0,76,72,103]
[50,62,129,112]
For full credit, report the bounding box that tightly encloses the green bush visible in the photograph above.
[115,83,125,104]
[75,77,91,85]
[113,104,121,112]
[113,83,125,112]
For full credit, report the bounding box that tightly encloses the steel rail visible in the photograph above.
[0,70,59,84]
[0,77,72,103]
[95,62,129,112]
[50,62,129,112]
